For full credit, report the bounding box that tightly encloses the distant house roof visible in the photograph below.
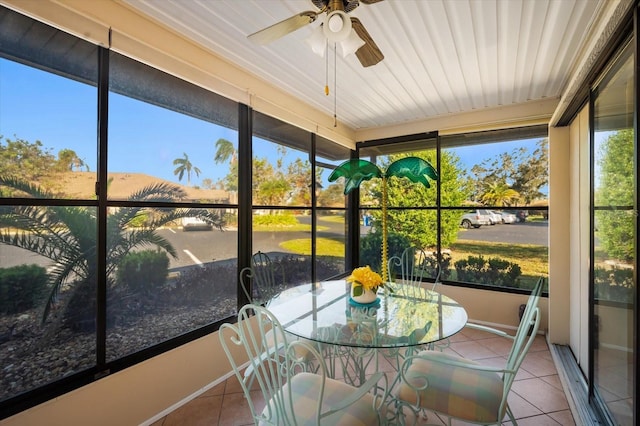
[59,172,229,202]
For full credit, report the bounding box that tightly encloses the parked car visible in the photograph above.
[486,210,502,225]
[504,209,528,222]
[460,210,492,229]
[182,216,213,231]
[497,210,517,224]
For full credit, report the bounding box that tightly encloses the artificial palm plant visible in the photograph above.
[328,157,438,280]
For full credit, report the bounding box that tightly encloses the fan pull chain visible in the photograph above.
[333,42,337,127]
[324,38,329,96]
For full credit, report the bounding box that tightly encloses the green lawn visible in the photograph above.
[279,236,548,286]
[280,237,345,256]
[319,215,345,224]
[253,223,329,232]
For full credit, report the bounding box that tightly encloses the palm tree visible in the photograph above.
[214,138,238,191]
[0,175,224,329]
[214,138,237,165]
[480,181,521,206]
[329,157,438,279]
[173,152,201,186]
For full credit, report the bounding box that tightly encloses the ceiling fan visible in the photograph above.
[248,0,384,67]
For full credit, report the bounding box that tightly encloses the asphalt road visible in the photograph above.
[0,218,548,271]
[456,221,549,246]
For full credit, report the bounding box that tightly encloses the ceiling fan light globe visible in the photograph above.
[340,28,365,57]
[323,10,351,42]
[305,23,327,57]
[328,14,343,32]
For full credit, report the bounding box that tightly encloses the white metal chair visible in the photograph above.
[388,247,447,350]
[239,251,316,386]
[387,247,432,297]
[395,277,544,425]
[240,251,285,307]
[219,304,388,425]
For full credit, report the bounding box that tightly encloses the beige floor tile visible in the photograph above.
[519,350,558,377]
[447,330,470,343]
[457,325,500,341]
[511,413,565,425]
[162,394,223,426]
[528,335,550,353]
[511,377,569,413]
[218,390,262,426]
[506,389,543,419]
[201,382,225,397]
[477,336,514,356]
[449,339,500,360]
[547,409,576,425]
[152,323,580,426]
[539,374,564,392]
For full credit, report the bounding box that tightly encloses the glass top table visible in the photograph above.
[266,279,468,349]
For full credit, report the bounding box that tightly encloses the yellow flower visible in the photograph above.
[347,266,384,296]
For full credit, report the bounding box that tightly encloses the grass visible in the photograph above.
[319,215,345,224]
[253,223,329,232]
[280,238,345,256]
[448,240,548,274]
[280,237,549,286]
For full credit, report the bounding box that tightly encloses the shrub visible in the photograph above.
[422,251,453,280]
[223,212,238,226]
[0,264,48,314]
[594,265,634,303]
[454,255,522,288]
[359,231,411,275]
[253,213,298,227]
[116,250,169,295]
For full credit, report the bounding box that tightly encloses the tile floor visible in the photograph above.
[150,326,574,426]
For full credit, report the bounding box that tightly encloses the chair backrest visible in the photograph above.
[388,247,439,295]
[499,277,543,417]
[240,251,284,306]
[219,304,327,425]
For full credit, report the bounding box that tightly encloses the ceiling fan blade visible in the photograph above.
[248,11,318,45]
[360,0,385,4]
[351,17,384,67]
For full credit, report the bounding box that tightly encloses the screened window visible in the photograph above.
[0,7,99,404]
[356,127,549,292]
[106,52,239,360]
[591,39,634,425]
[316,135,351,280]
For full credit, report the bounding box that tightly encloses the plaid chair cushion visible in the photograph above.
[396,351,504,423]
[261,372,379,425]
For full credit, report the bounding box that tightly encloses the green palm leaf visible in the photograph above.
[328,159,382,194]
[385,157,438,188]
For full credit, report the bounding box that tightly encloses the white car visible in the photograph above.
[498,211,517,224]
[182,217,212,231]
[460,210,492,228]
[485,210,502,225]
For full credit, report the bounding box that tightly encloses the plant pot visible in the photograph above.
[350,286,378,304]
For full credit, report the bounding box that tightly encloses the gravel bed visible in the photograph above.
[0,298,237,402]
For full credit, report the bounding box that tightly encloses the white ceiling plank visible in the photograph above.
[117,0,604,134]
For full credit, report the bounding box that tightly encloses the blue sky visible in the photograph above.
[1,58,544,190]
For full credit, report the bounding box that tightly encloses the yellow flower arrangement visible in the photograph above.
[347,265,385,297]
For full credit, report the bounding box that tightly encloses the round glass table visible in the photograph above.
[266,279,468,349]
[267,279,469,416]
